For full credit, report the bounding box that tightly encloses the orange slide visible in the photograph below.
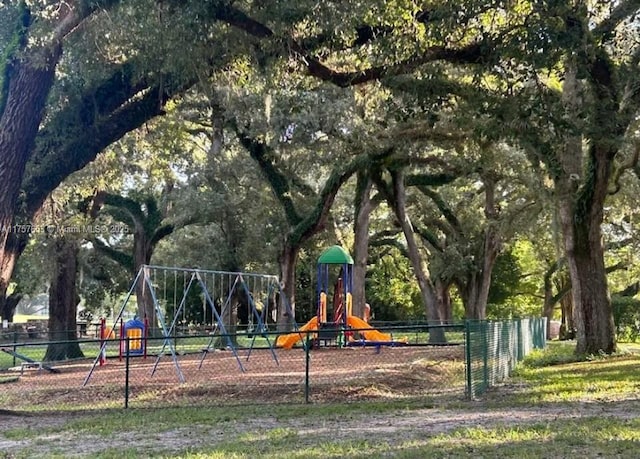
[346,315,394,342]
[276,317,320,349]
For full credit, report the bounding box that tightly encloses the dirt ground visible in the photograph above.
[1,395,638,458]
[2,344,635,457]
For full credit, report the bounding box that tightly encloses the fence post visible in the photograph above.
[305,331,311,404]
[465,320,473,399]
[124,337,131,409]
[482,321,489,392]
[12,331,17,367]
[517,319,523,361]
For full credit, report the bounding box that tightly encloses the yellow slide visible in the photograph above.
[276,317,319,349]
[346,315,393,342]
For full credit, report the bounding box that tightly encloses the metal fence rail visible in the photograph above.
[465,318,547,399]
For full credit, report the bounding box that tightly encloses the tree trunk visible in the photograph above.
[44,237,84,361]
[459,177,501,320]
[134,234,156,334]
[558,277,575,340]
[391,171,445,343]
[542,262,571,339]
[215,265,242,348]
[0,293,22,326]
[0,47,61,286]
[277,244,298,332]
[559,199,615,353]
[542,274,555,339]
[460,273,481,320]
[352,172,375,319]
[555,138,616,352]
[435,279,452,323]
[542,261,559,339]
[459,241,499,320]
[554,59,617,354]
[215,295,239,348]
[0,232,28,323]
[217,210,244,345]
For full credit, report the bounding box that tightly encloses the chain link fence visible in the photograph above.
[0,323,465,410]
[0,318,545,411]
[465,318,547,399]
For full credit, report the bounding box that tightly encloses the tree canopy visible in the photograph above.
[2,1,640,356]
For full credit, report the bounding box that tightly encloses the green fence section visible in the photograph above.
[465,318,547,399]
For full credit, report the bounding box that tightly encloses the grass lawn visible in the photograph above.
[0,341,638,458]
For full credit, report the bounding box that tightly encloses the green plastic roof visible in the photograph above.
[317,245,354,265]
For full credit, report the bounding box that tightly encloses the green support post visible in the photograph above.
[12,331,17,367]
[482,321,489,393]
[305,332,311,404]
[124,338,131,409]
[465,320,472,399]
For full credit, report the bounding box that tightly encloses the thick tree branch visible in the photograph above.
[293,147,395,245]
[98,192,144,230]
[234,129,303,226]
[370,237,409,259]
[414,224,443,253]
[417,186,463,236]
[546,257,629,307]
[214,4,491,88]
[0,4,30,119]
[51,0,122,42]
[297,43,487,88]
[92,237,134,271]
[21,83,174,220]
[592,0,640,41]
[150,224,175,246]
[615,281,640,297]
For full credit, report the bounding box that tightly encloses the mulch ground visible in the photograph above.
[1,345,465,410]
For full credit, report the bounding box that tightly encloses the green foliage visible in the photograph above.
[611,295,640,342]
[515,341,580,369]
[11,236,50,297]
[162,279,215,328]
[2,0,638,360]
[487,241,543,319]
[487,249,521,305]
[366,251,423,321]
[294,249,316,320]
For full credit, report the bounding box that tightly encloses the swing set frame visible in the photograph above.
[83,264,293,386]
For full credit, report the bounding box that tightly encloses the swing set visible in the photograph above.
[83,265,293,386]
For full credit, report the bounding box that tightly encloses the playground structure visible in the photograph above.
[97,317,148,366]
[84,265,292,386]
[120,317,147,357]
[277,245,404,349]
